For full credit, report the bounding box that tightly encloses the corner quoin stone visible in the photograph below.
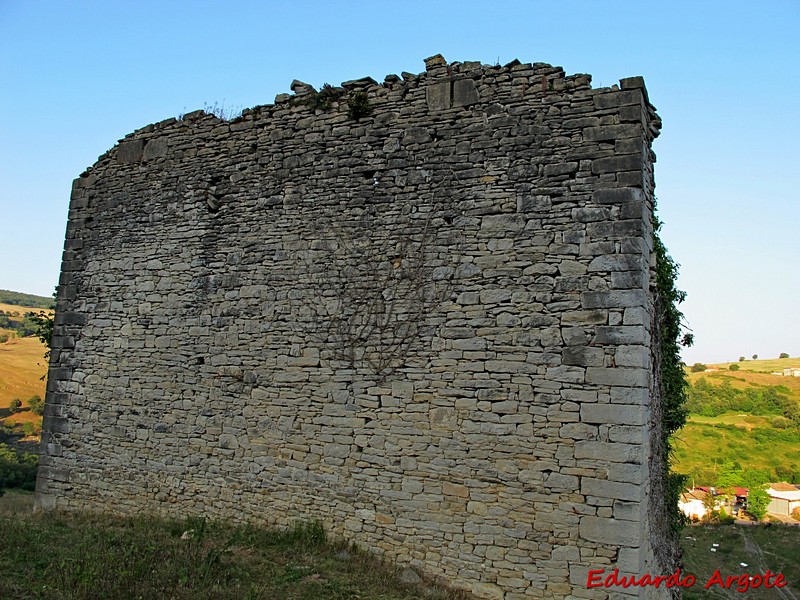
[37,54,672,599]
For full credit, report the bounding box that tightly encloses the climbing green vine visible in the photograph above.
[653,207,692,532]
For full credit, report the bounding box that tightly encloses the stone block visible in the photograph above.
[116,139,144,164]
[442,481,469,498]
[574,441,642,464]
[615,346,648,367]
[562,346,604,367]
[593,326,647,345]
[593,89,643,109]
[143,138,168,160]
[615,547,643,574]
[584,124,641,141]
[544,162,578,176]
[453,78,479,107]
[545,365,585,383]
[587,254,644,272]
[517,195,551,213]
[591,187,644,204]
[481,214,526,233]
[471,582,505,600]
[581,290,646,309]
[585,367,648,388]
[581,403,645,425]
[581,477,641,502]
[561,310,607,325]
[591,155,642,174]
[426,81,451,111]
[579,515,639,547]
[392,381,414,399]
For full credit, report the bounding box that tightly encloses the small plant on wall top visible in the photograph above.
[347,91,372,121]
[306,83,345,111]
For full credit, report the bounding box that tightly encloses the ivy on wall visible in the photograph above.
[653,208,692,532]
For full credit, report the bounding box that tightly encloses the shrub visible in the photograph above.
[691,363,707,373]
[746,487,770,521]
[739,356,745,362]
[27,395,44,416]
[0,333,8,343]
[792,507,800,522]
[0,443,38,496]
[306,83,344,111]
[8,399,22,413]
[729,363,740,371]
[347,91,372,121]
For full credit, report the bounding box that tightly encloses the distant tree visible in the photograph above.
[746,487,770,521]
[752,354,758,360]
[14,313,40,338]
[0,333,8,344]
[8,399,22,413]
[0,443,38,496]
[729,363,740,371]
[739,356,745,362]
[691,363,707,373]
[702,492,718,522]
[27,395,44,416]
[716,461,745,489]
[780,353,790,359]
[742,469,771,488]
[718,507,734,524]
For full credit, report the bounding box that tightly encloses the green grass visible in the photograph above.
[675,365,800,484]
[681,524,800,599]
[0,493,471,600]
[672,417,800,481]
[704,357,800,374]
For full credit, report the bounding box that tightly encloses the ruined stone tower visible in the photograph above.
[37,55,674,598]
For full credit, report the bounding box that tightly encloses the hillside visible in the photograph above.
[0,297,50,437]
[673,357,800,485]
[0,290,54,310]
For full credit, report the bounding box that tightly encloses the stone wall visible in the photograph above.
[37,54,673,598]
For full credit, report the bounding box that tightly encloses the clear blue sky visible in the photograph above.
[1,0,797,364]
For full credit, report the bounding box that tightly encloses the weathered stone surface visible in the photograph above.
[579,515,640,547]
[581,403,645,425]
[584,124,641,142]
[453,78,479,107]
[38,55,669,600]
[426,81,450,111]
[116,139,144,163]
[592,187,644,204]
[142,137,168,160]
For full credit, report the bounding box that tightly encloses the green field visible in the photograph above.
[704,357,800,374]
[672,417,800,484]
[674,359,800,485]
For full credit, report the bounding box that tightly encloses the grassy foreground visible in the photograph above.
[682,524,800,599]
[2,493,799,599]
[0,492,470,600]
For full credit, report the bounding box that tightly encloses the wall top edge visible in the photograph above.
[75,53,658,181]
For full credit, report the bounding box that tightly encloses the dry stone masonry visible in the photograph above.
[37,55,674,599]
